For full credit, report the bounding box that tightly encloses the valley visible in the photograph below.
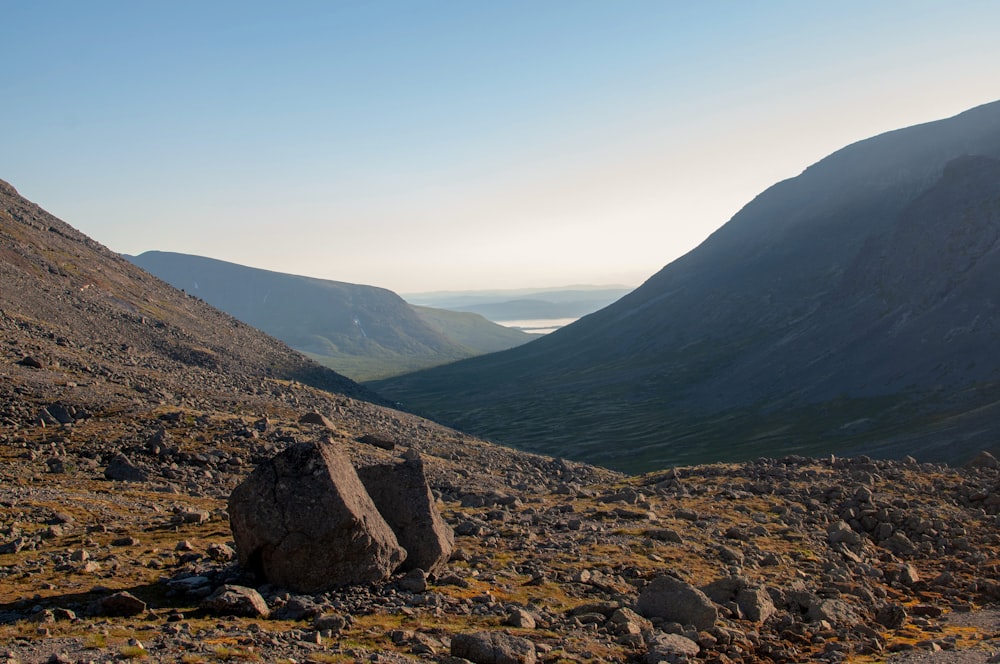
[372,100,1000,473]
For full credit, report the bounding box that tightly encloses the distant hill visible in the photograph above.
[128,252,535,381]
[372,100,1000,473]
[406,286,632,324]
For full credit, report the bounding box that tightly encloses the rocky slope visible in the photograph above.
[128,251,535,382]
[1,178,1000,663]
[372,100,1000,473]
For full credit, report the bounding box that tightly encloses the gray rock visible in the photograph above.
[881,531,917,557]
[637,575,718,630]
[228,440,405,593]
[875,603,907,629]
[357,456,454,575]
[399,568,428,593]
[827,520,862,546]
[104,454,148,482]
[965,450,1000,469]
[807,598,859,626]
[451,631,536,664]
[736,585,776,623]
[358,433,396,450]
[96,591,147,617]
[644,632,700,662]
[503,607,537,630]
[298,412,335,428]
[201,585,270,618]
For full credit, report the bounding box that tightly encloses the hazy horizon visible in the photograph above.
[3,1,1000,292]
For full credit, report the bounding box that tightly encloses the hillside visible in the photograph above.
[372,100,1000,474]
[128,251,534,381]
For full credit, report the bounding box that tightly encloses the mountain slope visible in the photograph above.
[128,251,534,381]
[0,179,377,406]
[372,100,1000,473]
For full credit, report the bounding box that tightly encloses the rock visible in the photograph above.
[504,607,537,630]
[314,613,349,633]
[965,450,1000,469]
[881,532,917,557]
[201,585,270,618]
[399,568,428,593]
[451,631,536,664]
[18,356,43,368]
[228,440,406,593]
[298,412,335,428]
[701,575,775,623]
[898,563,920,586]
[637,575,718,630]
[737,585,776,623]
[43,403,75,425]
[357,456,454,575]
[104,454,148,482]
[607,607,651,635]
[207,542,236,561]
[827,520,862,546]
[358,433,396,450]
[875,603,907,629]
[97,591,147,617]
[807,598,860,626]
[177,509,209,524]
[644,632,700,662]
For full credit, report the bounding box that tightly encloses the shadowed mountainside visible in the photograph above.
[128,251,535,381]
[372,100,1000,473]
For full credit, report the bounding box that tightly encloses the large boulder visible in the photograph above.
[357,456,454,575]
[228,440,406,593]
[637,575,718,630]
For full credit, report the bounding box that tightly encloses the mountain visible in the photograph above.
[372,100,1000,473]
[128,251,535,381]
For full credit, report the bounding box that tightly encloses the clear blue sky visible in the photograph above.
[3,1,999,292]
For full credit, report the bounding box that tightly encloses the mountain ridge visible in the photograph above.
[128,250,536,381]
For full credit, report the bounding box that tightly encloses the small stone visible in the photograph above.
[504,607,537,630]
[97,591,147,617]
[201,585,270,619]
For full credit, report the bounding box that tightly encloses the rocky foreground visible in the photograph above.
[2,371,1000,663]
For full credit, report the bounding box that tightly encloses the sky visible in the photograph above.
[2,1,999,294]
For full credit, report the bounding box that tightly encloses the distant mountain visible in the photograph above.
[127,252,535,381]
[372,100,1000,473]
[406,287,632,323]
